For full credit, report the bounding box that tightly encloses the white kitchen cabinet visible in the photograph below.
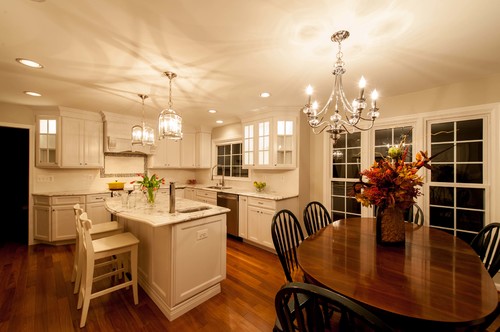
[242,114,297,169]
[181,132,196,168]
[196,132,212,168]
[33,194,85,242]
[35,115,60,168]
[184,187,195,200]
[85,193,112,223]
[194,189,217,205]
[150,138,181,168]
[61,116,103,168]
[242,195,299,251]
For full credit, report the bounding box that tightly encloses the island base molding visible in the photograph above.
[139,278,221,320]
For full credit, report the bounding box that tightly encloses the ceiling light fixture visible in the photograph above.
[16,58,43,69]
[24,91,42,97]
[158,71,183,140]
[301,30,380,146]
[208,109,217,113]
[216,120,223,124]
[131,94,155,146]
[260,92,271,98]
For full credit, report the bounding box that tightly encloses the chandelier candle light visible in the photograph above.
[158,71,183,140]
[302,30,380,146]
[131,94,155,146]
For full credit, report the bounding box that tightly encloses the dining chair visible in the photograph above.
[470,222,500,277]
[275,282,395,332]
[72,203,124,294]
[77,212,139,328]
[405,204,424,226]
[303,201,332,237]
[271,209,305,283]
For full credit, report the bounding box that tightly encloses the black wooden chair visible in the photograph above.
[470,222,500,277]
[271,209,305,283]
[405,204,424,226]
[275,282,395,332]
[303,201,332,237]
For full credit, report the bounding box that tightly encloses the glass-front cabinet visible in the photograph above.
[36,116,60,167]
[242,113,297,169]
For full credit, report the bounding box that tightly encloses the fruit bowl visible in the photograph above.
[253,181,266,192]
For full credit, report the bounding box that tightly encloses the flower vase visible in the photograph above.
[376,206,405,246]
[145,188,157,207]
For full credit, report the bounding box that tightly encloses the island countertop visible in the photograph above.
[105,195,230,227]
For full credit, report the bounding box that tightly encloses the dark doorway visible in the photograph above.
[0,126,29,244]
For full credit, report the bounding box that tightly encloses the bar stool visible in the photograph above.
[77,212,139,328]
[72,203,124,294]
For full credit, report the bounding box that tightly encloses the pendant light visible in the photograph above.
[158,71,183,140]
[131,94,155,146]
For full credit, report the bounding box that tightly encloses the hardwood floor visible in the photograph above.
[0,238,285,331]
[2,237,499,331]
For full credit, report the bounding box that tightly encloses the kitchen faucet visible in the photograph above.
[210,164,225,187]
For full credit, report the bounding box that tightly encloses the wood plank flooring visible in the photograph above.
[0,238,285,331]
[1,237,499,331]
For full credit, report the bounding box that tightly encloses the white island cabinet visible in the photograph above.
[105,196,229,320]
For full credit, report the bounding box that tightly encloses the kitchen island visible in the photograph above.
[105,195,230,320]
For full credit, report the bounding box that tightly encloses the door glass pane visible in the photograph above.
[457,188,484,209]
[457,119,482,141]
[431,122,454,142]
[431,164,454,182]
[457,142,482,162]
[430,186,454,206]
[456,164,482,183]
[431,143,454,162]
[429,207,454,228]
[457,210,484,232]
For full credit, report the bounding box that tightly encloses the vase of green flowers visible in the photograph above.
[132,173,165,206]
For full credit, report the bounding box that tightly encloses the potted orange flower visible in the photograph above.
[352,136,432,245]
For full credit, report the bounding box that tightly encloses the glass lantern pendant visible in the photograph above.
[158,71,183,140]
[131,94,155,146]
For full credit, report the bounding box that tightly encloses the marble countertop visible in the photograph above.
[185,185,298,200]
[105,195,230,227]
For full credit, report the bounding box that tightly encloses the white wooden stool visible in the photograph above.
[72,203,124,294]
[77,212,139,328]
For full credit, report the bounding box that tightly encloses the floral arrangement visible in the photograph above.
[352,136,432,210]
[131,173,165,204]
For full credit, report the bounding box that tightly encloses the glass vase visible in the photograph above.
[144,187,157,207]
[376,206,405,246]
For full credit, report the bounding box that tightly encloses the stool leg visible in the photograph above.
[73,251,83,294]
[131,246,138,305]
[79,258,94,328]
[71,237,79,283]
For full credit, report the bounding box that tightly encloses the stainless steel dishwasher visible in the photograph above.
[217,192,239,237]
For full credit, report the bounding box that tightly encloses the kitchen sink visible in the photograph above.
[205,186,232,190]
[177,206,212,213]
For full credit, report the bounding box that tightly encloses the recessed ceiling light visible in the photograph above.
[260,92,271,98]
[24,91,42,97]
[16,58,43,69]
[216,120,223,124]
[208,109,217,113]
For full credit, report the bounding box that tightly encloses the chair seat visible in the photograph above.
[92,232,139,253]
[90,221,123,235]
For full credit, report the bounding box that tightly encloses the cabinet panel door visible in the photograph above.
[33,205,51,241]
[165,139,181,167]
[61,117,83,167]
[247,206,261,243]
[86,203,111,224]
[259,208,275,249]
[180,133,196,168]
[52,205,76,241]
[84,120,103,167]
[151,139,168,167]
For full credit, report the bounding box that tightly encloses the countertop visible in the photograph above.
[105,195,230,227]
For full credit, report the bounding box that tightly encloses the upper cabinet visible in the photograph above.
[61,116,103,168]
[35,108,103,169]
[36,116,60,167]
[242,114,297,169]
[150,131,211,169]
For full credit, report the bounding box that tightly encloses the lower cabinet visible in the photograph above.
[184,188,195,200]
[194,189,217,205]
[240,195,299,251]
[33,192,112,243]
[33,194,85,242]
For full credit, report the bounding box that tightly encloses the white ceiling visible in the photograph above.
[2,0,500,129]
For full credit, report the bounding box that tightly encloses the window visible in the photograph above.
[330,132,361,220]
[428,118,486,243]
[216,142,248,178]
[374,126,413,163]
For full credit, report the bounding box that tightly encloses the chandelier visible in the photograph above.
[158,71,183,140]
[131,94,155,146]
[302,30,380,145]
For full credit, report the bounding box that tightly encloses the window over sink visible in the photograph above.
[216,142,248,178]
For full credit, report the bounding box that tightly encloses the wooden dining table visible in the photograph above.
[297,218,499,331]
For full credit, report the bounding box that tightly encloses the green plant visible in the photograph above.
[253,181,266,190]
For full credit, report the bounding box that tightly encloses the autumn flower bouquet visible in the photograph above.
[132,173,165,205]
[352,135,432,244]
